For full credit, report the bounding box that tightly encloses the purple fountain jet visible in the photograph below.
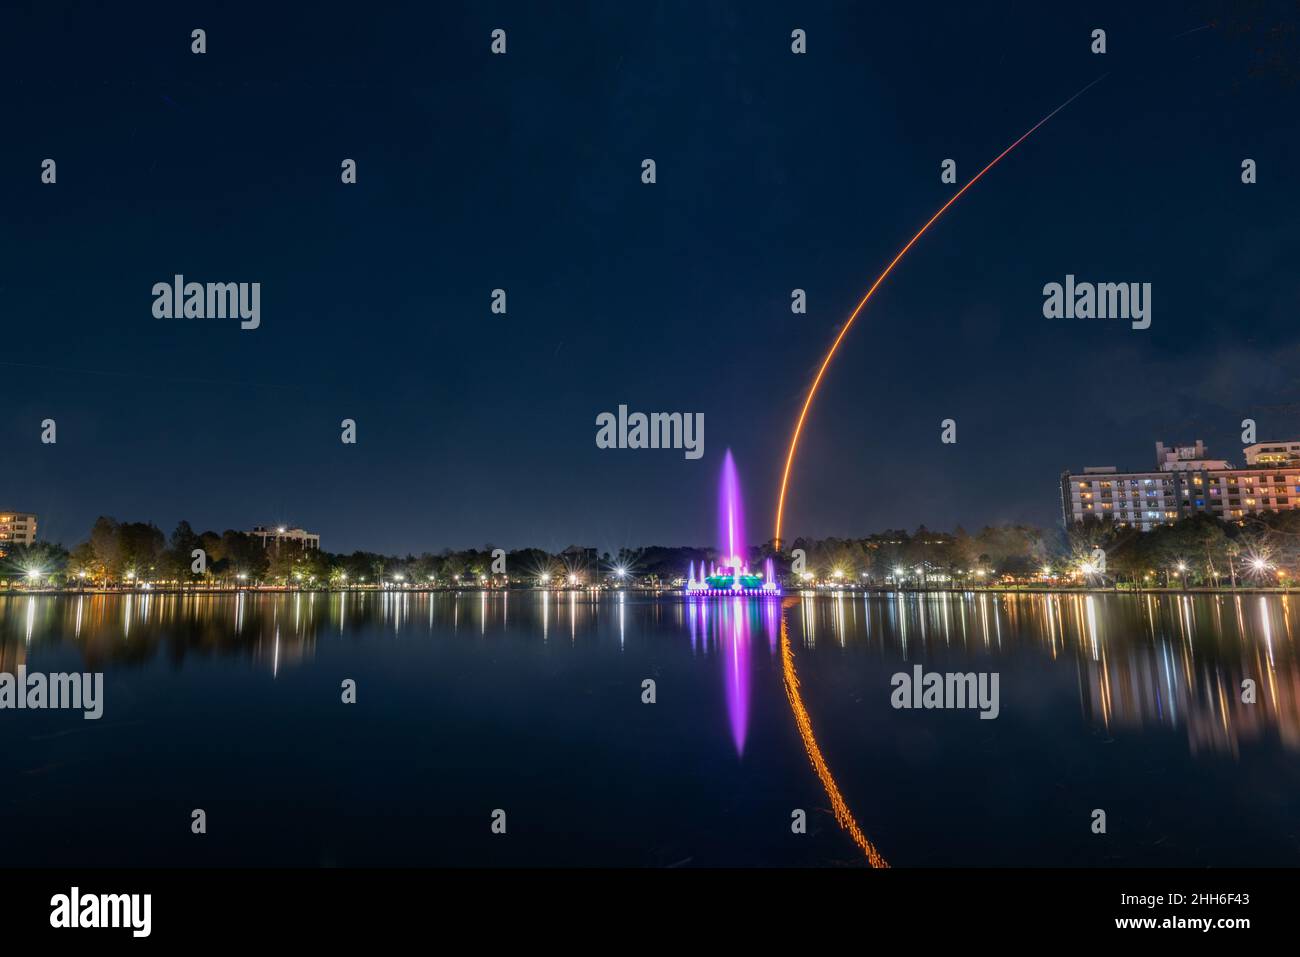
[685,449,780,596]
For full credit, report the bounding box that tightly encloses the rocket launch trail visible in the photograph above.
[773,75,1109,547]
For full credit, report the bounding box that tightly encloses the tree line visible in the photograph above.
[0,517,712,587]
[4,512,1300,588]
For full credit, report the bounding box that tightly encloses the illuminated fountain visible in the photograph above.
[685,449,781,597]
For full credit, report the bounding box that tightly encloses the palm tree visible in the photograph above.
[1225,541,1241,590]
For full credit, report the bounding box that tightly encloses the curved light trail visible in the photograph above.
[772,80,1105,864]
[779,597,889,867]
[773,76,1107,546]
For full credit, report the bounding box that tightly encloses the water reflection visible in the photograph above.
[787,589,1300,758]
[780,596,890,867]
[685,597,772,756]
[3,590,1299,760]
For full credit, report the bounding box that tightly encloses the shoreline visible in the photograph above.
[3,584,1299,597]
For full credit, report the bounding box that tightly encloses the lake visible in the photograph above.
[1,590,1296,867]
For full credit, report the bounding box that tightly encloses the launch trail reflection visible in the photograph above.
[780,595,890,867]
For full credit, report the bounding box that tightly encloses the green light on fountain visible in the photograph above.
[705,571,764,590]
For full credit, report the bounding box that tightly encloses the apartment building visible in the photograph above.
[0,512,37,555]
[1061,440,1300,529]
[1244,441,1300,467]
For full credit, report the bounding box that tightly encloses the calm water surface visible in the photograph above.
[1,590,1297,867]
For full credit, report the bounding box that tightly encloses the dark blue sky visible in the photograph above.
[2,1,1297,554]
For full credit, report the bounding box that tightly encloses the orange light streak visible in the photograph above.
[779,598,889,867]
[773,77,1107,546]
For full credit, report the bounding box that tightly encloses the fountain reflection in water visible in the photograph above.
[683,594,780,756]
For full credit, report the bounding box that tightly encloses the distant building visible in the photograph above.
[0,512,37,555]
[251,525,320,550]
[1061,440,1300,530]
[1154,440,1231,472]
[1244,441,1300,467]
[560,545,598,575]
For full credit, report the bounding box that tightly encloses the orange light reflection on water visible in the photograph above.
[779,597,889,868]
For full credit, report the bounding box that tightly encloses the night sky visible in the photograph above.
[2,2,1297,555]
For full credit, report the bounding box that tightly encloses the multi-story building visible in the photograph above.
[1154,440,1230,472]
[250,525,320,550]
[0,512,38,556]
[1244,441,1300,467]
[1061,440,1300,530]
